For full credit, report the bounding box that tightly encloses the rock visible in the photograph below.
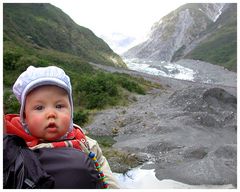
[214,145,237,159]
[155,151,237,185]
[168,86,237,129]
[183,146,208,159]
[108,159,130,173]
[145,141,182,155]
[203,87,237,110]
[169,86,236,111]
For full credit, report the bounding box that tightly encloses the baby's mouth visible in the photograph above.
[46,122,57,131]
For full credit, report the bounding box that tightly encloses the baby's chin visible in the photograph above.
[42,134,65,142]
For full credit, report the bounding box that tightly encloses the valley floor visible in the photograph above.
[86,59,237,188]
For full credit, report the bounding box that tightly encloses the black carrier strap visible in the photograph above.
[3,135,55,189]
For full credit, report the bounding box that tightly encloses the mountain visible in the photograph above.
[3,3,126,68]
[123,3,237,71]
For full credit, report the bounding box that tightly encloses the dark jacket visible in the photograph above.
[3,135,103,189]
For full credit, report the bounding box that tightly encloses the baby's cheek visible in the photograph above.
[27,115,43,129]
[26,115,45,137]
[31,115,44,124]
[61,115,71,127]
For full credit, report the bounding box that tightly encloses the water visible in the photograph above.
[113,165,235,189]
[124,58,196,81]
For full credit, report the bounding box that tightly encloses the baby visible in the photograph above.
[4,66,119,189]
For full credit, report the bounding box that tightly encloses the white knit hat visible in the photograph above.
[13,66,74,134]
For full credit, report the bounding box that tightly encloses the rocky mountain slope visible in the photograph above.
[123,3,236,71]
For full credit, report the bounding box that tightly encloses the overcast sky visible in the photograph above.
[3,0,233,54]
[51,0,184,37]
[50,0,185,53]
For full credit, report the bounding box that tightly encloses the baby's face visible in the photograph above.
[24,85,71,141]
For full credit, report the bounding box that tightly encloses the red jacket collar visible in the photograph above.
[4,114,86,148]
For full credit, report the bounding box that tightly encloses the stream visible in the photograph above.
[113,163,235,189]
[125,58,196,81]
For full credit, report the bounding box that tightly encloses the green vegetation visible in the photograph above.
[87,134,116,148]
[103,148,142,173]
[3,89,20,114]
[185,4,237,71]
[186,30,237,71]
[75,72,145,109]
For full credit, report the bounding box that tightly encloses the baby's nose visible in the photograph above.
[47,110,56,119]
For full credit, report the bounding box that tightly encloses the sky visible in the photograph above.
[50,0,185,54]
[2,0,237,54]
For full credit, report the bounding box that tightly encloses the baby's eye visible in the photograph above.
[56,104,63,109]
[35,105,44,110]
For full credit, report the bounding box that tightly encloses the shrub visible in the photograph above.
[76,72,119,109]
[73,110,89,126]
[4,90,20,114]
[3,51,21,70]
[115,75,145,94]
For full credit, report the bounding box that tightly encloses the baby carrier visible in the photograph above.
[3,134,55,188]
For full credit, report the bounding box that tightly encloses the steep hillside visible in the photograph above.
[123,3,236,71]
[3,3,126,68]
[184,4,237,71]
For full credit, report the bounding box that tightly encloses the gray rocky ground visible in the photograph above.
[86,59,237,187]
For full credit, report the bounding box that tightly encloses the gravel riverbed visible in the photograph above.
[86,59,237,188]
